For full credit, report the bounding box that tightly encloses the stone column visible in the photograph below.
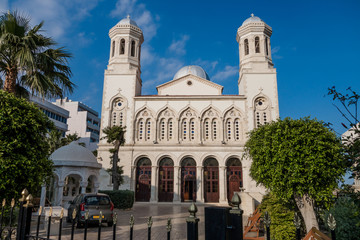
[219,166,227,203]
[57,181,65,206]
[80,181,88,194]
[150,166,158,202]
[40,183,47,208]
[196,166,203,203]
[130,166,136,191]
[173,166,181,202]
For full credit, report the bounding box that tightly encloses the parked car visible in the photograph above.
[67,193,114,227]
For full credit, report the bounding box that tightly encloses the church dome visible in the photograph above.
[50,142,101,168]
[173,65,210,80]
[242,13,263,26]
[117,15,139,28]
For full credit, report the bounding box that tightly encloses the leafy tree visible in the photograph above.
[102,125,126,190]
[260,192,299,240]
[328,86,360,180]
[0,11,74,98]
[0,90,53,201]
[323,194,360,240]
[245,117,345,232]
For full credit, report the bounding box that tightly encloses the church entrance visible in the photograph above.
[158,158,174,202]
[226,158,242,202]
[204,158,219,203]
[135,158,151,202]
[181,158,196,202]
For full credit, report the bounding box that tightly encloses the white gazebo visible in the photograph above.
[40,142,102,208]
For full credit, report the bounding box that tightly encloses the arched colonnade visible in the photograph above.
[132,155,243,203]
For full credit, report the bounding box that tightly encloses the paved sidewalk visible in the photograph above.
[32,202,229,240]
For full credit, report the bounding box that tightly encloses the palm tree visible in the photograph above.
[0,11,74,98]
[102,125,126,190]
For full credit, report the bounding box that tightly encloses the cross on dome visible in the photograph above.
[251,13,254,17]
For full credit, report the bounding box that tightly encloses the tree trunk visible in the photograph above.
[294,194,319,232]
[112,143,120,190]
[3,67,17,94]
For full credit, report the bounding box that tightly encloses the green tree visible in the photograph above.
[0,11,74,98]
[102,125,126,190]
[245,117,345,232]
[328,86,360,180]
[47,131,82,154]
[0,90,53,201]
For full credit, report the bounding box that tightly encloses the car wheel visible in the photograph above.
[107,221,113,227]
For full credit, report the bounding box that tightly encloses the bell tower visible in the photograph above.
[236,14,279,129]
[98,16,144,180]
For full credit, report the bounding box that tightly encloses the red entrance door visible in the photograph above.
[181,167,196,202]
[227,166,242,201]
[158,166,174,202]
[204,166,219,202]
[135,166,151,202]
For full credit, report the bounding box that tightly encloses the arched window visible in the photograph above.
[120,39,125,55]
[111,41,115,57]
[111,97,126,127]
[227,119,232,140]
[146,119,151,140]
[254,97,270,127]
[235,119,240,140]
[138,120,144,140]
[160,119,165,140]
[190,119,195,140]
[182,120,187,140]
[204,120,210,140]
[131,40,136,57]
[119,112,123,126]
[168,119,173,140]
[212,119,217,140]
[263,112,267,124]
[224,109,243,142]
[112,112,116,126]
[265,37,269,56]
[255,37,260,53]
[244,39,249,55]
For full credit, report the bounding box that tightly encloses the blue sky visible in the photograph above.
[2,0,360,136]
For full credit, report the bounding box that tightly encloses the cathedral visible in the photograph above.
[97,14,279,215]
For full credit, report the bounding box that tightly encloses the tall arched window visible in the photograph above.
[111,41,115,57]
[157,109,175,142]
[255,37,260,53]
[131,40,136,57]
[224,109,243,142]
[212,119,217,140]
[182,119,187,140]
[168,119,173,140]
[180,108,197,142]
[226,119,232,140]
[146,119,151,140]
[160,119,166,140]
[111,97,126,127]
[235,119,240,140]
[138,120,144,140]
[265,37,269,56]
[120,39,125,55]
[204,119,210,140]
[244,39,249,55]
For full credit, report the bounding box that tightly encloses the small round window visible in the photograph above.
[113,99,124,109]
[187,81,192,86]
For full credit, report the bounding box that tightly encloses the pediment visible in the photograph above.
[156,74,223,96]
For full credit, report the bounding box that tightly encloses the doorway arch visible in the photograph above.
[203,158,219,202]
[135,157,151,202]
[226,158,242,202]
[181,157,196,202]
[158,157,174,202]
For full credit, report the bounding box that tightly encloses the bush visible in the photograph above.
[99,190,134,209]
[260,192,300,240]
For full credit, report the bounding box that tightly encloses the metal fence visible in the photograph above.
[0,189,337,240]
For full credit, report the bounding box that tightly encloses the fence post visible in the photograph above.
[166,218,172,240]
[228,193,243,240]
[327,213,336,240]
[112,213,117,240]
[147,216,153,240]
[293,212,302,240]
[84,211,89,240]
[16,189,28,240]
[22,194,34,240]
[263,211,271,240]
[186,202,199,240]
[129,215,135,240]
[98,211,103,240]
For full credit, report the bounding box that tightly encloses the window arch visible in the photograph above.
[111,41,115,57]
[131,40,136,57]
[111,97,126,127]
[244,39,249,55]
[179,108,198,142]
[202,108,220,142]
[136,109,154,142]
[224,108,243,142]
[255,36,260,53]
[157,108,176,142]
[120,39,125,55]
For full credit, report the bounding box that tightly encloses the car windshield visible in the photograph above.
[85,196,110,205]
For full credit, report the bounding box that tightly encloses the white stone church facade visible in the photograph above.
[97,14,279,215]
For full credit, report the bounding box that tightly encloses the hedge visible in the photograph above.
[98,190,134,209]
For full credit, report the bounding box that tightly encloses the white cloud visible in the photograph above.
[194,59,218,71]
[212,65,238,82]
[168,35,190,56]
[111,0,158,41]
[0,0,9,13]
[271,46,283,59]
[7,0,100,39]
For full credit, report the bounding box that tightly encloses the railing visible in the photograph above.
[0,189,337,240]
